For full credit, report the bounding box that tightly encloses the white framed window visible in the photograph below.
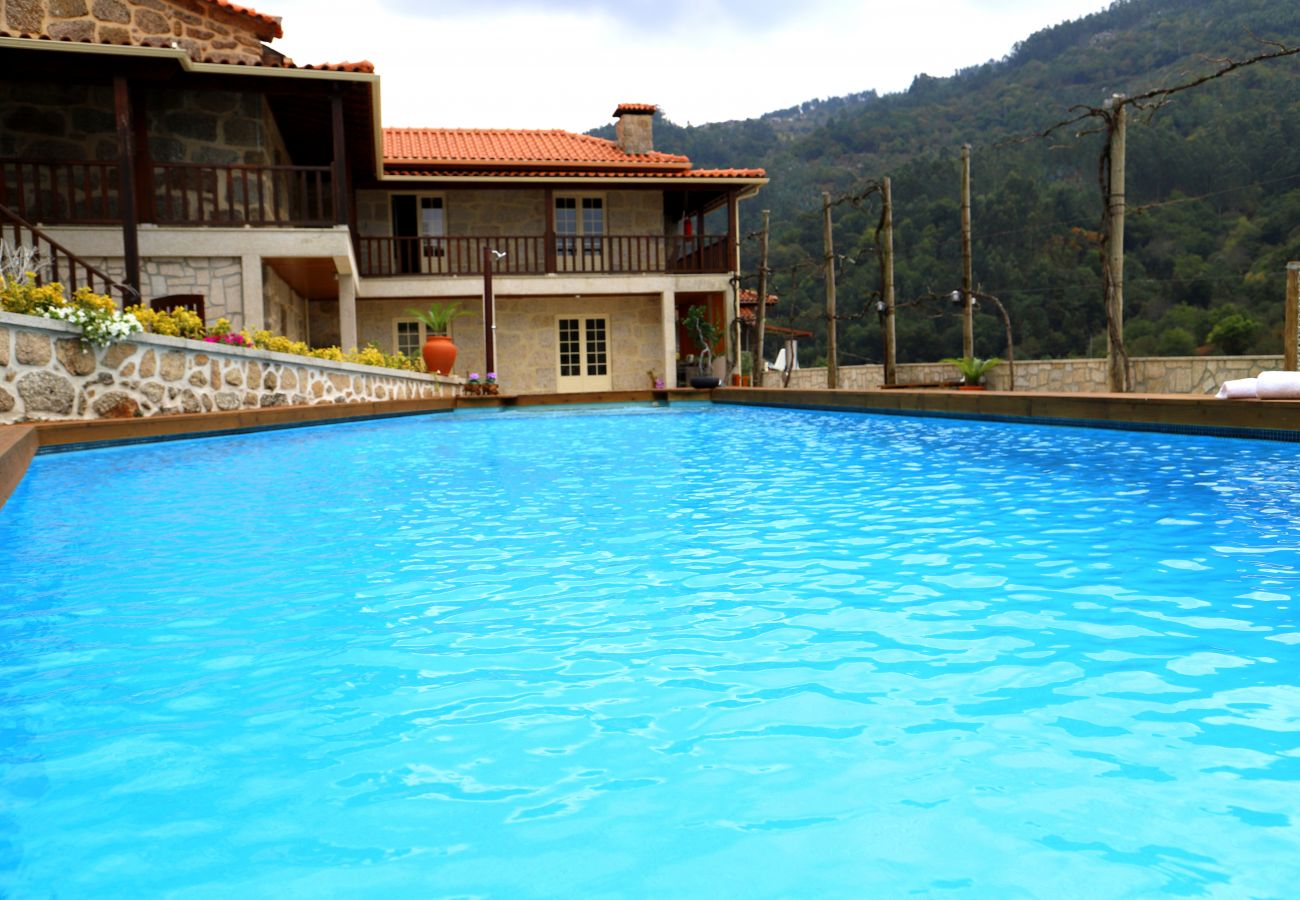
[557,315,612,391]
[555,194,604,270]
[393,317,424,359]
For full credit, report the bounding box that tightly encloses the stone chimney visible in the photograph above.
[613,103,656,155]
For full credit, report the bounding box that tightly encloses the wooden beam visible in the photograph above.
[331,91,350,227]
[113,75,140,301]
[1286,262,1300,371]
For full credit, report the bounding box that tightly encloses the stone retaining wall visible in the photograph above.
[0,311,457,423]
[779,355,1285,394]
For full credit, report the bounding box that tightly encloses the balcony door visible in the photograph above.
[557,316,612,392]
[390,194,445,274]
[555,195,604,273]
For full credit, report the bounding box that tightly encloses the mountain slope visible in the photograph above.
[594,0,1300,364]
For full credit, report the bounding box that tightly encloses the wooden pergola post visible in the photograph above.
[1285,262,1300,371]
[113,75,140,302]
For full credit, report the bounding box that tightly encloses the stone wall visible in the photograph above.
[262,264,307,342]
[779,355,1286,394]
[0,311,456,423]
[355,188,667,238]
[87,255,245,325]
[1,0,274,65]
[353,294,664,393]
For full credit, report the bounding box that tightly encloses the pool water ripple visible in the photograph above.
[3,405,1300,896]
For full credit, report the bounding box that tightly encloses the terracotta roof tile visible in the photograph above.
[384,129,690,169]
[385,167,766,179]
[614,103,657,116]
[205,0,283,40]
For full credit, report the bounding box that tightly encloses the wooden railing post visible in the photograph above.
[113,75,141,299]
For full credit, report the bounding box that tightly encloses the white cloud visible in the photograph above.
[266,0,1113,132]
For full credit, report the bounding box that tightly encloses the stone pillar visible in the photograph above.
[338,273,358,351]
[660,290,677,388]
[240,254,264,332]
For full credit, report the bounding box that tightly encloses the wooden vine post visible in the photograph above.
[822,191,838,389]
[754,209,770,388]
[960,144,974,360]
[1103,94,1130,392]
[881,177,897,386]
[1286,261,1300,371]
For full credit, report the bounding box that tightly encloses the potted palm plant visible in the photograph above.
[408,302,470,375]
[943,356,1002,390]
[682,304,722,389]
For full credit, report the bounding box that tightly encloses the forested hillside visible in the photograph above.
[593,0,1300,364]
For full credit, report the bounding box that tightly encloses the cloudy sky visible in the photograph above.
[264,0,1114,132]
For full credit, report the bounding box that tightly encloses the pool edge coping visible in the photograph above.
[0,389,713,509]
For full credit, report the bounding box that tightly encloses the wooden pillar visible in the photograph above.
[961,143,974,359]
[330,92,350,227]
[1285,262,1300,371]
[822,191,838,389]
[1104,96,1129,393]
[753,209,769,388]
[882,177,896,386]
[131,84,153,225]
[113,75,140,302]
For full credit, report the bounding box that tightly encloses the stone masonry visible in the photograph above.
[1,0,276,66]
[0,311,456,423]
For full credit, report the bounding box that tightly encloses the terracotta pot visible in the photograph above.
[958,384,986,391]
[731,375,752,387]
[421,335,457,375]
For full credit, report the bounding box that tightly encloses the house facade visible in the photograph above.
[0,0,766,393]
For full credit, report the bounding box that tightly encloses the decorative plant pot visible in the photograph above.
[421,335,457,375]
[958,384,986,391]
[731,375,752,387]
[690,375,721,389]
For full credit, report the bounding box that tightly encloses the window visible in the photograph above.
[557,316,612,391]
[394,318,423,359]
[555,195,604,268]
[391,193,446,274]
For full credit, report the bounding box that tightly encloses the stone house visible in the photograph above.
[0,0,766,393]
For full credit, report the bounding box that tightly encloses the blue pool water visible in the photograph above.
[2,404,1300,897]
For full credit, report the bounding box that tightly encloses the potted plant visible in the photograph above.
[943,356,1002,390]
[682,304,722,389]
[408,302,469,375]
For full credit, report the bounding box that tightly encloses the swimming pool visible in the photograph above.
[2,404,1299,896]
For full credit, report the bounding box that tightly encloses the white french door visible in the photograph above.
[556,316,612,392]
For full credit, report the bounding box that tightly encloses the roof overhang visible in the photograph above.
[0,36,386,177]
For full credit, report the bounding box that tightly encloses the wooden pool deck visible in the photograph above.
[2,386,1298,510]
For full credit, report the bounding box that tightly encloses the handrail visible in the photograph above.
[0,157,335,228]
[357,233,732,277]
[0,203,139,306]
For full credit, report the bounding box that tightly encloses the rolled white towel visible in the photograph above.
[1216,377,1258,399]
[1256,370,1300,400]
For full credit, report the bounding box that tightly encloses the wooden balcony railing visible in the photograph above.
[357,234,732,278]
[153,163,334,226]
[0,158,120,225]
[0,203,138,304]
[0,158,335,228]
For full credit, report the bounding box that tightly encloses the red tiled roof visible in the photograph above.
[382,128,765,180]
[297,60,375,73]
[740,288,779,306]
[206,0,283,40]
[384,167,766,179]
[614,103,656,116]
[384,129,689,168]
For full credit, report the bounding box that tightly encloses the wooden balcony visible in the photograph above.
[0,157,335,228]
[357,234,732,278]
